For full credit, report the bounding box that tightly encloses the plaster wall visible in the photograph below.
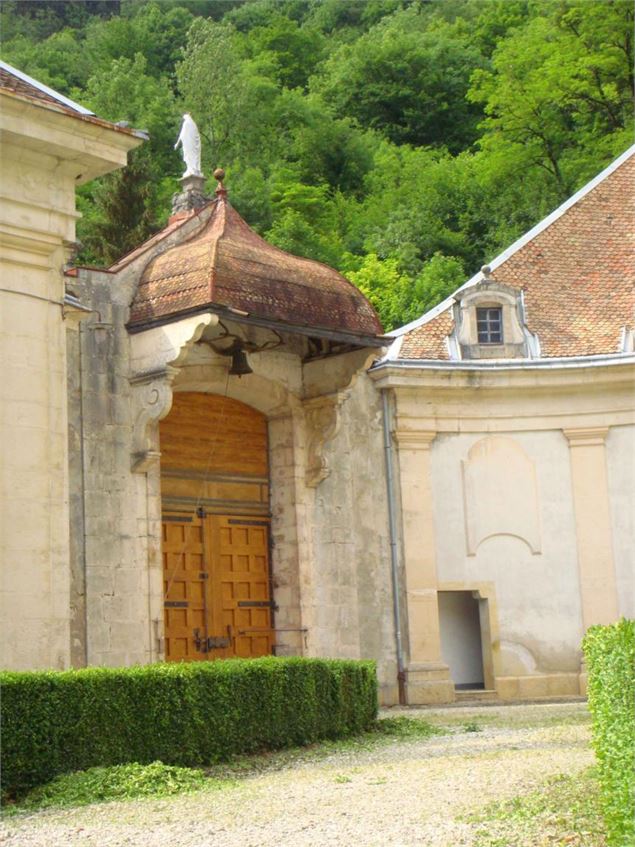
[372,361,634,702]
[430,430,584,676]
[0,94,139,670]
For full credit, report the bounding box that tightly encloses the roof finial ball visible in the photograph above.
[214,167,227,197]
[481,264,492,280]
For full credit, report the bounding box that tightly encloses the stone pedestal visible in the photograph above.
[171,174,208,216]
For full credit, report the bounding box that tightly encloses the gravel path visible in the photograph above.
[0,702,593,847]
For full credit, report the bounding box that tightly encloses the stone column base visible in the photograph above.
[405,662,455,705]
[496,673,584,700]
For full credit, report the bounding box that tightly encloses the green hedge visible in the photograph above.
[0,657,377,799]
[583,619,635,847]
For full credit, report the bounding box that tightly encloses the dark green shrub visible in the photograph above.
[0,657,377,799]
[583,619,635,847]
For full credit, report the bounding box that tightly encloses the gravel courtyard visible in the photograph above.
[0,702,593,847]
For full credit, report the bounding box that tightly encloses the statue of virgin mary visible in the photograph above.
[174,113,203,179]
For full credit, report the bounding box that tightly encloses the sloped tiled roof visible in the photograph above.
[394,146,635,360]
[128,193,383,338]
[0,61,93,114]
[400,311,454,359]
[0,60,147,139]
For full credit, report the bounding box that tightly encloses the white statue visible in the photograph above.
[174,113,203,179]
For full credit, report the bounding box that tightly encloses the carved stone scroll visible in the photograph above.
[129,314,218,473]
[304,392,347,487]
[130,367,178,473]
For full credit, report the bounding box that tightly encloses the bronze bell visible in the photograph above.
[229,347,253,377]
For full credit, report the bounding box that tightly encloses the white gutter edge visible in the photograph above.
[371,352,635,372]
[0,59,95,115]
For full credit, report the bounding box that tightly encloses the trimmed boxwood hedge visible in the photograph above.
[583,619,635,847]
[0,657,377,799]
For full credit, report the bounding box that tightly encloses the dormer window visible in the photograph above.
[448,276,541,361]
[476,307,503,344]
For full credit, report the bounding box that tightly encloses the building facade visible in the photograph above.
[0,62,145,671]
[1,62,632,705]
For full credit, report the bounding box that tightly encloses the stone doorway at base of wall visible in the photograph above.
[438,590,497,700]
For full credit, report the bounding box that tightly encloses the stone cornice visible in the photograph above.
[563,426,610,447]
[393,430,437,449]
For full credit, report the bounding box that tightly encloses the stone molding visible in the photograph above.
[393,429,437,449]
[563,426,609,447]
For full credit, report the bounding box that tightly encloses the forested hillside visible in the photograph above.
[2,0,632,329]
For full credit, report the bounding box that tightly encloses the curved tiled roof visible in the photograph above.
[128,194,382,337]
[392,146,635,361]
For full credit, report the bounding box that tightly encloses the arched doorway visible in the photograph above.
[159,392,273,662]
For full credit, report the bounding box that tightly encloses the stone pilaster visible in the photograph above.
[394,430,454,704]
[564,427,619,627]
[563,427,619,693]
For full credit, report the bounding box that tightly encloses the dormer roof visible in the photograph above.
[385,145,635,362]
[128,193,383,339]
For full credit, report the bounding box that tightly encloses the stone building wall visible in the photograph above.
[0,88,140,672]
[310,374,397,703]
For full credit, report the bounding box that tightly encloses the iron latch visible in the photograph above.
[193,629,231,652]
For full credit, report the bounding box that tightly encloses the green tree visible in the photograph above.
[76,54,180,264]
[78,150,158,266]
[313,9,487,152]
[469,0,634,199]
[244,13,325,89]
[343,253,411,330]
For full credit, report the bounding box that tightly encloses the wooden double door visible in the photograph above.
[159,392,274,662]
[162,512,274,661]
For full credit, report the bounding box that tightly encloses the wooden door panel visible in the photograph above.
[162,515,209,662]
[209,516,274,659]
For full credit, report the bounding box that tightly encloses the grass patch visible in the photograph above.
[2,716,442,815]
[372,716,442,740]
[464,767,607,847]
[4,762,220,815]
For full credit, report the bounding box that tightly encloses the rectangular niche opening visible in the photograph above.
[438,591,485,690]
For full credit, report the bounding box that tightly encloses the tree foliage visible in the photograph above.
[1,0,632,329]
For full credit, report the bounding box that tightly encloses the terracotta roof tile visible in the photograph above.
[128,195,382,337]
[400,312,454,359]
[398,150,635,360]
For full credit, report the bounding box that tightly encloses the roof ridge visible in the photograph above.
[208,196,228,301]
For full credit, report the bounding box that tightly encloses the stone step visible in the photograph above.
[455,689,498,702]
